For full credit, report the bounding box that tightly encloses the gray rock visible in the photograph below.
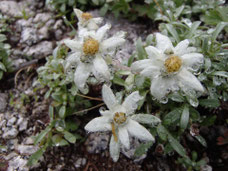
[3,152,17,160]
[0,93,8,112]
[20,27,39,46]
[74,158,87,168]
[7,117,17,126]
[7,139,18,151]
[3,127,19,139]
[25,41,53,58]
[8,156,29,171]
[85,132,109,153]
[53,20,63,30]
[12,59,27,69]
[16,144,39,155]
[121,138,147,163]
[33,13,52,23]
[0,114,6,128]
[38,26,49,40]
[19,119,28,132]
[0,1,22,17]
[23,137,34,145]
[55,29,63,40]
[15,19,32,32]
[45,19,55,28]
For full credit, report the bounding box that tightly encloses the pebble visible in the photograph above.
[74,158,87,168]
[7,117,17,126]
[3,127,19,139]
[33,13,52,23]
[0,93,8,112]
[24,41,53,59]
[16,144,39,155]
[8,156,29,171]
[0,1,22,17]
[20,27,39,46]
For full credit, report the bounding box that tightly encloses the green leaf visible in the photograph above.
[34,126,52,145]
[127,54,136,67]
[59,105,66,118]
[163,107,183,126]
[157,124,167,141]
[136,38,147,60]
[199,99,220,108]
[100,4,109,16]
[174,5,185,19]
[165,24,180,42]
[113,74,126,87]
[0,62,6,72]
[168,134,187,157]
[63,131,76,143]
[49,106,54,121]
[201,115,217,127]
[187,21,201,38]
[211,71,228,78]
[180,105,189,131]
[195,135,207,147]
[52,134,69,146]
[212,22,228,41]
[134,141,153,157]
[131,114,161,127]
[27,148,45,166]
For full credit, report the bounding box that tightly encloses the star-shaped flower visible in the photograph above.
[64,24,126,93]
[85,85,160,162]
[131,33,204,102]
[74,8,103,31]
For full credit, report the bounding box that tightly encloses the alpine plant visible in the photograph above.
[85,84,160,162]
[131,33,205,103]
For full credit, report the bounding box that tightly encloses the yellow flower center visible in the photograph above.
[164,55,182,73]
[113,112,127,125]
[81,12,92,20]
[83,38,99,55]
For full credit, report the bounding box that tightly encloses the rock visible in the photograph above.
[85,132,109,153]
[7,139,18,151]
[15,19,32,32]
[23,137,34,145]
[20,27,39,46]
[7,117,17,126]
[38,26,49,40]
[55,29,63,40]
[0,93,8,112]
[121,138,147,163]
[3,128,19,139]
[19,119,28,131]
[8,156,29,171]
[4,152,17,160]
[74,158,87,168]
[11,59,27,69]
[16,145,39,155]
[45,19,55,28]
[53,20,63,30]
[0,1,22,17]
[0,114,6,128]
[25,41,53,58]
[33,13,52,23]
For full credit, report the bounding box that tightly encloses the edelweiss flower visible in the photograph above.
[131,33,204,102]
[85,85,160,162]
[64,24,125,93]
[74,8,103,31]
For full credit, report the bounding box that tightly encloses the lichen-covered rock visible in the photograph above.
[0,1,22,17]
[0,93,8,112]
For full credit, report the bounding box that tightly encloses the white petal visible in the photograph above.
[73,8,82,21]
[174,39,189,56]
[118,127,130,149]
[181,53,204,70]
[92,17,103,24]
[102,84,118,110]
[150,77,177,100]
[145,46,164,60]
[131,114,161,127]
[109,135,120,162]
[100,37,125,51]
[122,91,142,115]
[100,109,112,116]
[93,56,110,81]
[74,63,91,93]
[140,66,160,79]
[177,68,204,92]
[64,39,82,52]
[85,116,111,132]
[126,119,154,141]
[156,33,174,53]
[95,23,111,42]
[64,52,81,71]
[131,59,155,73]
